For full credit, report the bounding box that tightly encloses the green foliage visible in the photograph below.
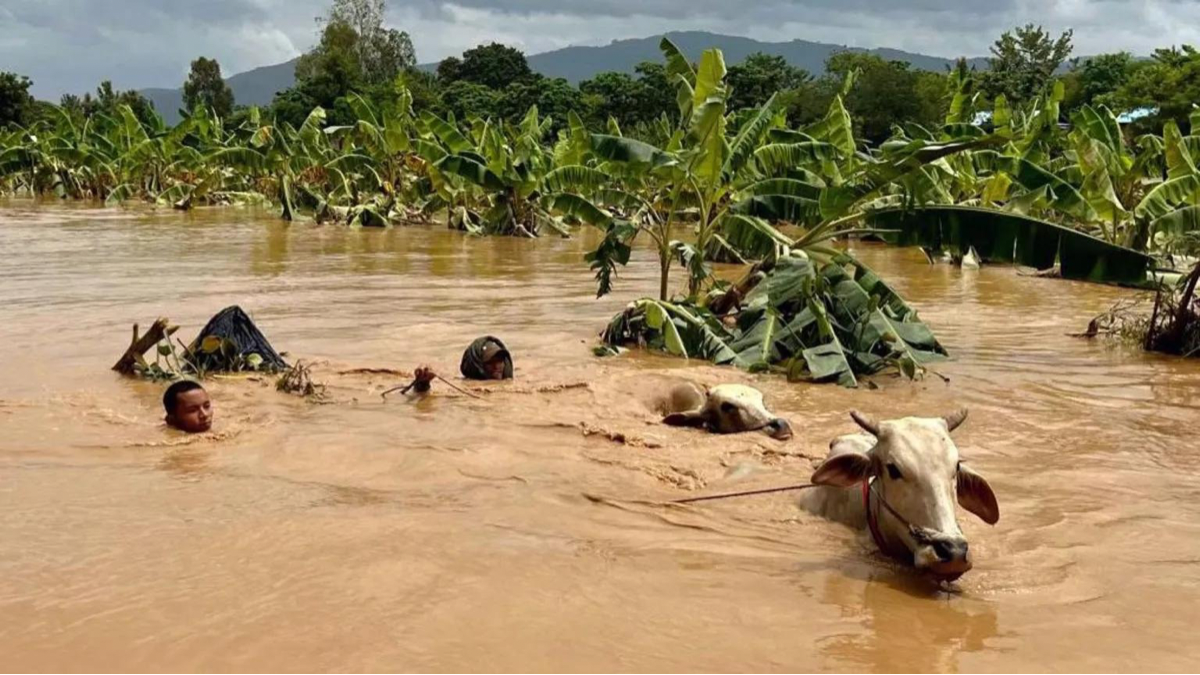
[1110,46,1200,130]
[1062,52,1134,110]
[442,43,533,89]
[0,72,35,129]
[980,23,1075,104]
[601,253,947,386]
[825,52,944,143]
[869,206,1154,285]
[726,53,810,112]
[307,0,416,86]
[440,80,501,121]
[183,57,235,118]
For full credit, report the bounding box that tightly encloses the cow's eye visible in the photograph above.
[886,463,903,480]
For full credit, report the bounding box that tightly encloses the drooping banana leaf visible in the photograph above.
[731,193,821,225]
[1134,174,1200,222]
[704,213,792,263]
[644,300,688,357]
[803,298,858,387]
[1149,205,1200,237]
[867,205,1153,285]
[545,192,611,227]
[728,307,782,369]
[542,165,609,194]
[420,111,472,154]
[589,134,674,168]
[803,95,855,158]
[434,154,506,191]
[724,94,780,177]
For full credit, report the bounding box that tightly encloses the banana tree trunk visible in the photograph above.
[659,254,670,302]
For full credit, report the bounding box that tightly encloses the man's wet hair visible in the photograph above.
[163,380,205,415]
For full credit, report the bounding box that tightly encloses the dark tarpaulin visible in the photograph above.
[188,306,288,372]
[460,336,513,380]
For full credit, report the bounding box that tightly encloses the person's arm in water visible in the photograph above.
[163,380,214,433]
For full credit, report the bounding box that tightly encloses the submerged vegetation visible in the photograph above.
[602,253,948,387]
[112,306,288,382]
[6,1,1200,376]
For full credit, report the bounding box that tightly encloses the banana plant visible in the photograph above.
[432,105,612,237]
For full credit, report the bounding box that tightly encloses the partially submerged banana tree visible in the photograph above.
[593,40,960,386]
[584,40,835,302]
[857,76,1185,286]
[430,106,613,237]
[602,251,947,387]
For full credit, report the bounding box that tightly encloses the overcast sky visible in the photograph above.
[4,0,1200,99]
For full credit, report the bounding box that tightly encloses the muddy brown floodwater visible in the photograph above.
[1,200,1199,672]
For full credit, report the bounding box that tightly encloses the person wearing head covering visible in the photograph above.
[460,336,513,380]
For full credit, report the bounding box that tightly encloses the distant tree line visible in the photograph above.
[1,3,1197,139]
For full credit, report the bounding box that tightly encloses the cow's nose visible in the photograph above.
[764,418,793,441]
[932,538,969,562]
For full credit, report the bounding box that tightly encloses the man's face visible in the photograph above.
[169,388,213,433]
[484,357,507,380]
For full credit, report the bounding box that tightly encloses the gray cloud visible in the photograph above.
[3,0,1200,99]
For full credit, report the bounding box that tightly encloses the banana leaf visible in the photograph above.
[590,134,673,168]
[601,251,944,387]
[1150,205,1200,236]
[705,213,793,262]
[867,206,1153,285]
[435,154,506,191]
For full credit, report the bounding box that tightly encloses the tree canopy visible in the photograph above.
[981,24,1074,103]
[183,57,235,117]
[0,72,35,129]
[442,43,534,89]
[727,52,810,111]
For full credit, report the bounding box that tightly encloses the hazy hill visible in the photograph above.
[142,31,986,123]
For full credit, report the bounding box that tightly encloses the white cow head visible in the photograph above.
[811,409,999,580]
[662,384,793,441]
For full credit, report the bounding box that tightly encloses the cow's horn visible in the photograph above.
[943,408,969,432]
[849,410,881,436]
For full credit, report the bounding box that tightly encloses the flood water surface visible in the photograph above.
[1,201,1199,672]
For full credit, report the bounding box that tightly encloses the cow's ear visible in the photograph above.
[957,464,999,525]
[663,409,707,428]
[811,450,874,487]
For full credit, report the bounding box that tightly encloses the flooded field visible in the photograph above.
[1,200,1198,672]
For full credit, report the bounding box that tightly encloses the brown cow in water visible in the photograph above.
[800,409,1000,581]
[660,383,793,441]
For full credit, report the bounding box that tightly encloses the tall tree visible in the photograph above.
[1111,46,1200,130]
[981,24,1074,103]
[60,81,159,127]
[183,57,235,117]
[1062,52,1133,110]
[498,76,583,131]
[436,56,463,83]
[824,52,943,143]
[440,80,501,121]
[297,0,415,86]
[580,71,649,128]
[452,43,533,89]
[0,72,35,129]
[726,53,810,111]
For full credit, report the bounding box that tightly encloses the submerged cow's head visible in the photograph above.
[662,384,793,440]
[811,409,999,580]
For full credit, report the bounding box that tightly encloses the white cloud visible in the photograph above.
[4,0,1200,99]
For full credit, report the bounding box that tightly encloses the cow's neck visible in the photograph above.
[863,479,912,563]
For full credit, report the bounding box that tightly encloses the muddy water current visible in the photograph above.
[1,201,1199,672]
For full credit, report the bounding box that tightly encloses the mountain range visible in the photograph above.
[142,31,989,124]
